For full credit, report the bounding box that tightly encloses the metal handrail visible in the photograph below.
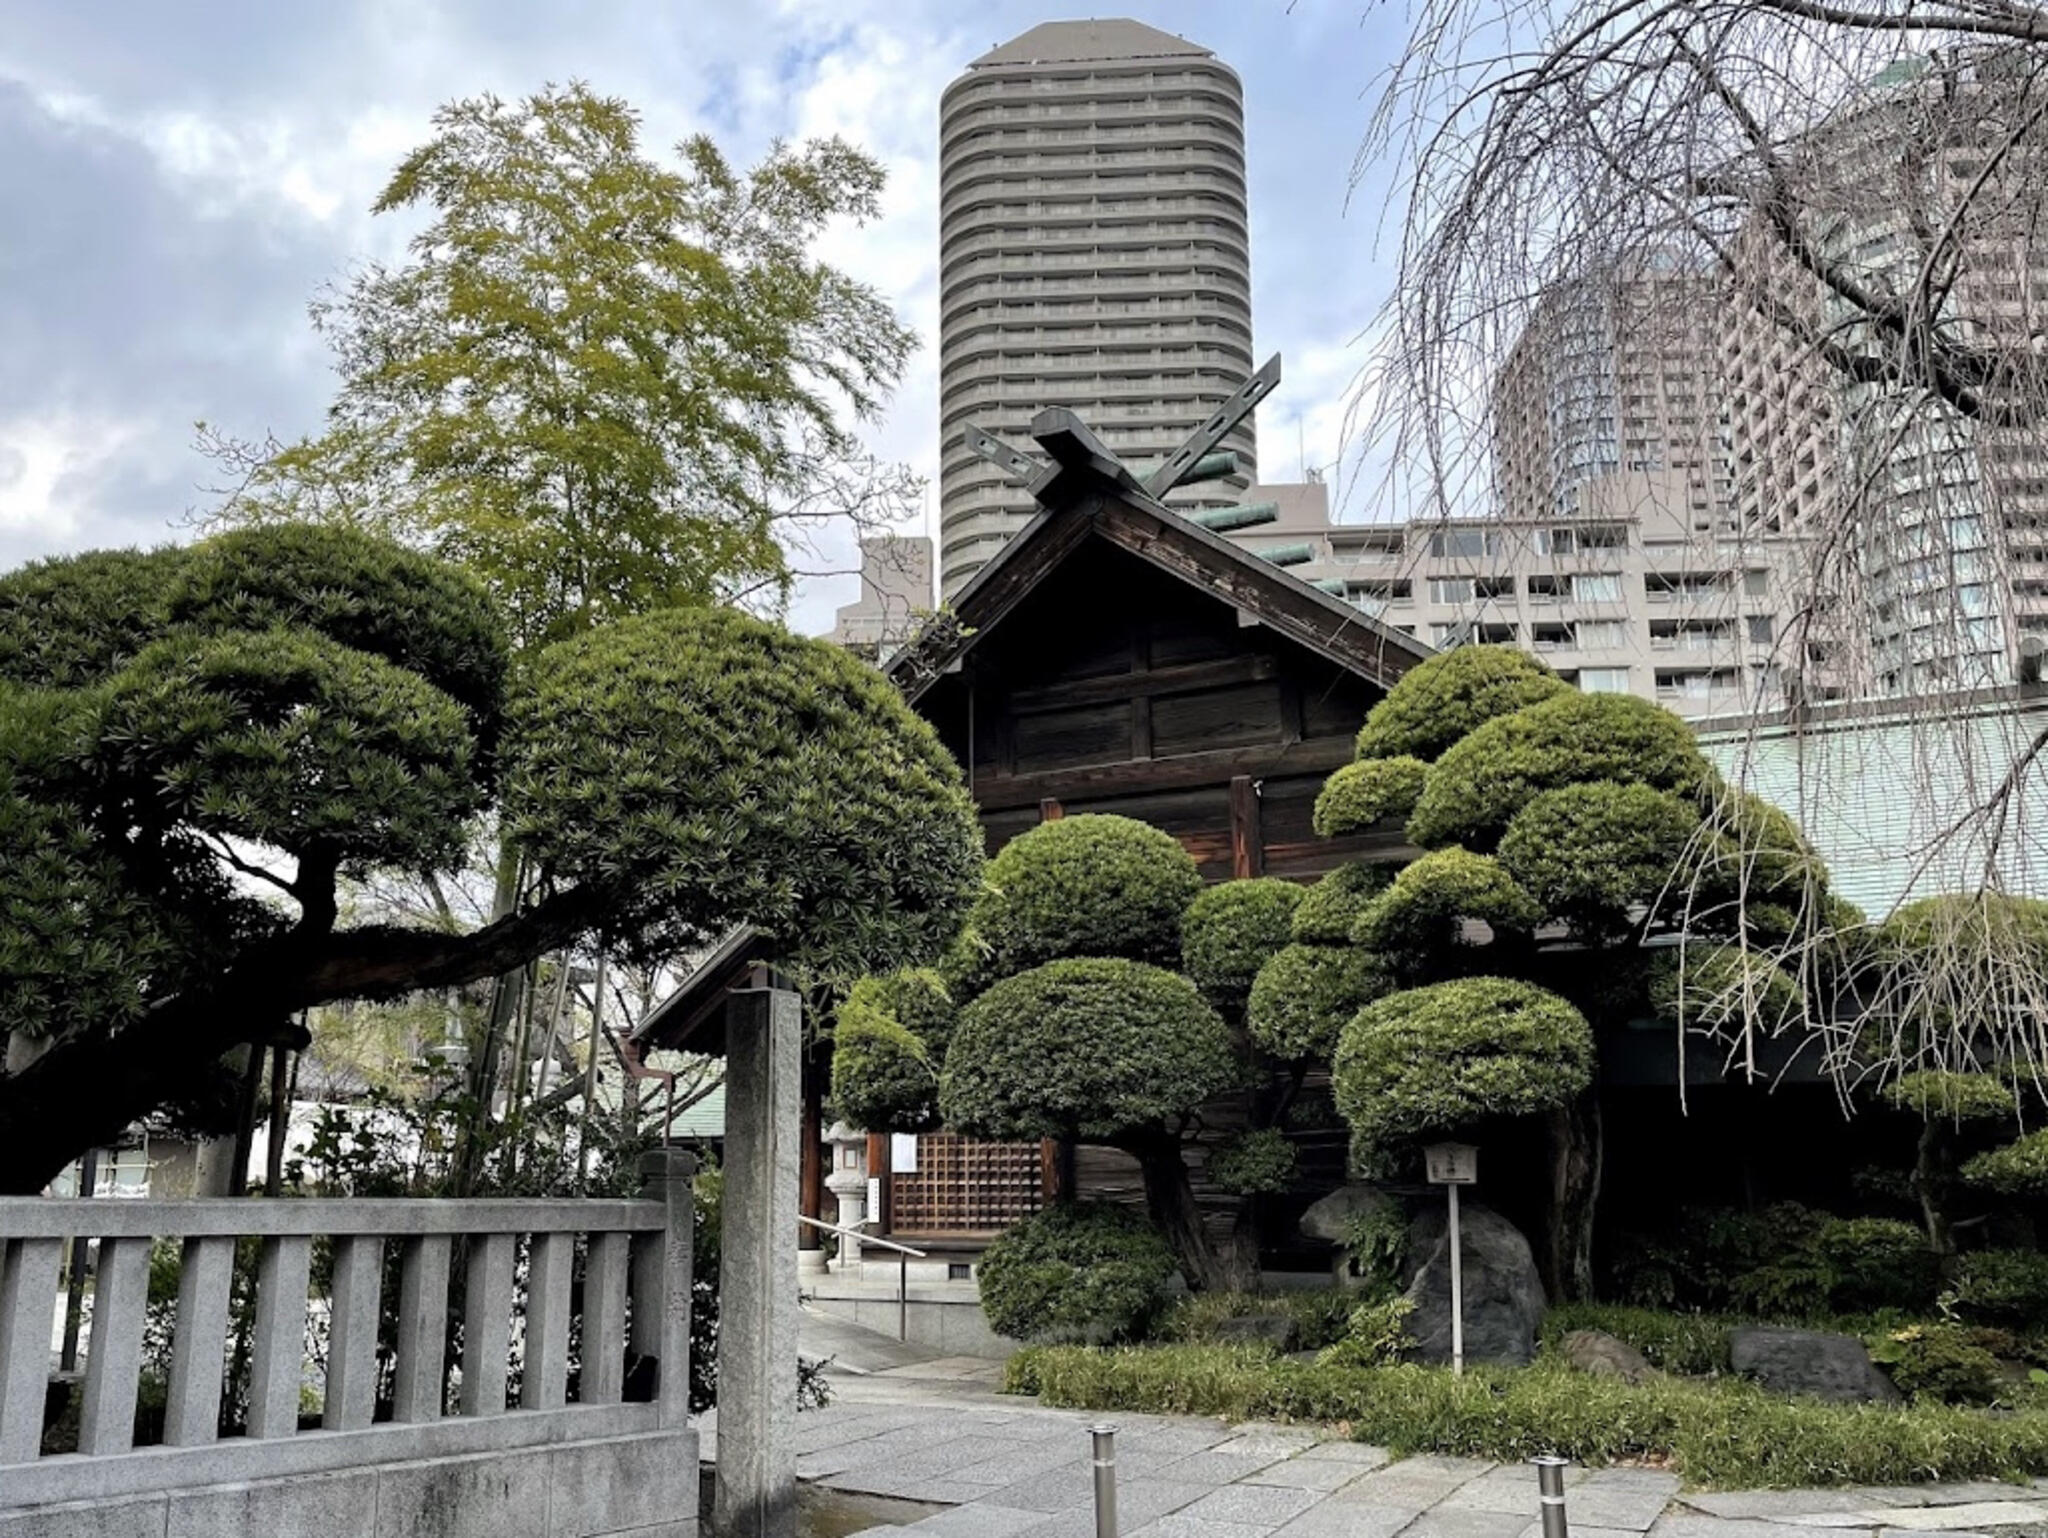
[797,1215,930,1342]
[797,1214,926,1258]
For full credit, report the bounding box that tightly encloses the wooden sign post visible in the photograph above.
[1424,1142,1479,1375]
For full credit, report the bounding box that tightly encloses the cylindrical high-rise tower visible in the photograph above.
[937,19,1256,598]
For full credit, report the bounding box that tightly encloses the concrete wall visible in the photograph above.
[804,1279,1013,1359]
[0,1426,697,1538]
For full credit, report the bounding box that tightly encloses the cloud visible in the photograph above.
[0,1,1413,633]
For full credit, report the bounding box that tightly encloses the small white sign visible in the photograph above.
[1424,1142,1479,1185]
[866,1176,882,1218]
[890,1132,920,1174]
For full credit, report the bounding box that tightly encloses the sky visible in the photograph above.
[0,1,1413,636]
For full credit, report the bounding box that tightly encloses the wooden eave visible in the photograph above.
[887,488,1433,702]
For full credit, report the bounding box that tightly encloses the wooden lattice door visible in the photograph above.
[889,1134,1046,1235]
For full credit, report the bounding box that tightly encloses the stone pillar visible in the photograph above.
[714,985,801,1538]
[823,1121,868,1273]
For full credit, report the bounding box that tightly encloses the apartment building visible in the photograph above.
[937,19,1258,599]
[828,536,935,662]
[1224,478,1805,719]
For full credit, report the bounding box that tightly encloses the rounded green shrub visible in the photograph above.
[1182,878,1305,1012]
[1355,645,1570,763]
[1962,1129,2048,1195]
[1335,977,1595,1150]
[1950,1248,2048,1326]
[0,546,191,690]
[968,814,1202,980]
[1696,790,1827,913]
[1497,782,1704,940]
[940,958,1233,1142]
[976,1202,1179,1344]
[503,605,984,978]
[1207,1128,1299,1195]
[1406,690,1710,852]
[1293,861,1395,945]
[1247,942,1389,1062]
[1867,1322,2003,1405]
[1883,1071,2018,1123]
[170,525,511,739]
[1815,1217,1940,1311]
[1352,848,1541,975]
[830,1012,937,1133]
[1315,757,1428,837]
[1648,945,1805,1037]
[830,969,956,1132]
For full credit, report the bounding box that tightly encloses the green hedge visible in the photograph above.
[978,1202,1179,1344]
[1004,1343,2048,1489]
[1182,878,1304,1012]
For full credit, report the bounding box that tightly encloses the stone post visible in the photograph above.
[633,1146,698,1429]
[823,1121,868,1273]
[714,985,801,1538]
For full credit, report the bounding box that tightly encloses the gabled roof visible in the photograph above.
[969,19,1212,68]
[887,484,1433,703]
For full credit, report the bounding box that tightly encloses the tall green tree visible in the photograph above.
[202,83,918,646]
[0,528,982,1193]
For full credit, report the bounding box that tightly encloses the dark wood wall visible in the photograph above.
[916,539,1411,878]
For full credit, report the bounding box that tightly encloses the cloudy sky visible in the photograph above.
[0,1,1411,634]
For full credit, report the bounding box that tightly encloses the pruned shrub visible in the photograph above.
[1884,1071,2019,1124]
[1335,977,1594,1152]
[965,814,1202,980]
[1354,646,1570,764]
[1406,690,1710,853]
[1867,1323,2004,1405]
[1182,878,1305,1013]
[1497,782,1703,940]
[1208,1128,1299,1195]
[1292,861,1395,944]
[1247,942,1388,1063]
[976,1202,1178,1344]
[1815,1217,1941,1312]
[940,958,1233,1142]
[1352,848,1541,977]
[830,1010,938,1133]
[1962,1131,2048,1196]
[1315,1297,1416,1368]
[1648,944,1805,1037]
[1315,757,1428,837]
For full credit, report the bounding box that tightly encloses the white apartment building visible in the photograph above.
[937,19,1258,599]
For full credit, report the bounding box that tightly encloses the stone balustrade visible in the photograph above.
[0,1148,699,1537]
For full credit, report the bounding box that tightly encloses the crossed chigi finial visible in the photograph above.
[962,353,1281,511]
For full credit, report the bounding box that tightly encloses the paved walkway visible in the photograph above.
[791,1310,2048,1538]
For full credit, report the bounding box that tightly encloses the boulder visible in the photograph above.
[1300,1183,1397,1244]
[1211,1314,1295,1349]
[1399,1200,1546,1367]
[1728,1326,1902,1404]
[1560,1329,1655,1384]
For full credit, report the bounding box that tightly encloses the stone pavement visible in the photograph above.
[786,1315,2048,1538]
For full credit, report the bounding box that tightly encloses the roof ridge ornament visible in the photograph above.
[959,353,1282,511]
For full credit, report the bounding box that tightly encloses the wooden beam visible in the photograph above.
[1005,653,1279,712]
[798,1071,823,1251]
[1039,797,1063,822]
[867,1132,892,1235]
[1230,775,1264,879]
[969,735,1355,812]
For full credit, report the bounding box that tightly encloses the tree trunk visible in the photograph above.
[1546,1093,1602,1303]
[1913,1118,1955,1254]
[1125,1133,1233,1292]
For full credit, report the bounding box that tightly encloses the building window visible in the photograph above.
[1575,619,1629,649]
[1743,570,1769,597]
[1571,573,1625,603]
[1578,667,1632,693]
[1746,615,1774,644]
[1428,529,1502,558]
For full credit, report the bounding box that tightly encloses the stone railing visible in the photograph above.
[0,1149,697,1536]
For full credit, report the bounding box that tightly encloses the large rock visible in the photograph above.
[1400,1200,1546,1367]
[1728,1327,1902,1404]
[1561,1329,1654,1384]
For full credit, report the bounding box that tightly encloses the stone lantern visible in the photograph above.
[823,1121,869,1271]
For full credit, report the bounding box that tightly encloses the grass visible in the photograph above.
[1004,1342,2048,1490]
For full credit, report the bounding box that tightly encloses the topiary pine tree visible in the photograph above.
[0,528,984,1192]
[1253,644,1848,1301]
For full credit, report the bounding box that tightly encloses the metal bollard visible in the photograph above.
[1091,1424,1120,1538]
[1534,1456,1570,1538]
